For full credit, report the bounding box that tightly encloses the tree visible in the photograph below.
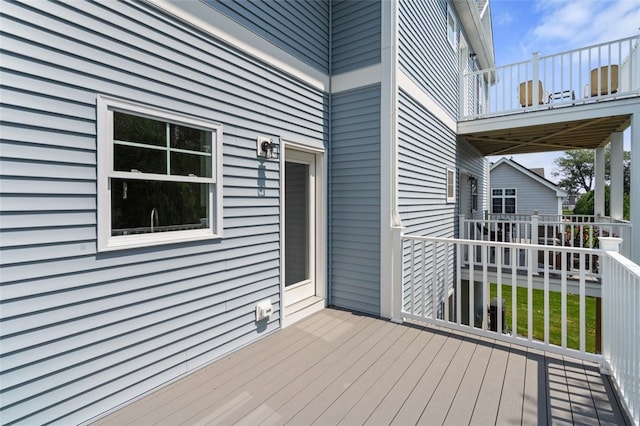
[552,150,594,195]
[553,148,630,196]
[573,187,630,220]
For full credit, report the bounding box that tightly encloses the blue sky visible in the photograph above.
[488,0,640,181]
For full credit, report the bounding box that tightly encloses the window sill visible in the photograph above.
[98,229,221,252]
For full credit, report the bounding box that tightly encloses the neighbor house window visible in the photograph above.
[446,168,456,203]
[492,188,516,214]
[447,8,457,48]
[97,96,223,251]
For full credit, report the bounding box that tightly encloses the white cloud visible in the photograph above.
[527,0,640,53]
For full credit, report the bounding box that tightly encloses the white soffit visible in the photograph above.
[144,0,329,92]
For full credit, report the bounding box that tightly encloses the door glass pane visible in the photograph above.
[285,161,309,286]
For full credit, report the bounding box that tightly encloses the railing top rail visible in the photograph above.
[402,234,600,254]
[465,34,639,78]
[605,250,640,278]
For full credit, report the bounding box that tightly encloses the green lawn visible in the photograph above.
[489,284,597,353]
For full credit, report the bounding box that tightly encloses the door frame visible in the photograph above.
[280,141,326,327]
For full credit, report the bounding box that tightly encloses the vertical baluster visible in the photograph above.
[431,241,437,320]
[544,248,550,345]
[512,241,517,337]
[496,243,502,335]
[579,251,586,353]
[422,240,427,319]
[481,243,488,330]
[561,246,568,349]
[456,240,462,325]
[444,242,450,322]
[528,247,533,341]
[469,242,475,328]
[409,239,416,315]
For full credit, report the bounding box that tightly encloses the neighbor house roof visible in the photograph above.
[490,157,568,197]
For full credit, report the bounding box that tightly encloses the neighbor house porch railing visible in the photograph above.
[397,235,639,425]
[461,34,640,120]
[460,213,632,264]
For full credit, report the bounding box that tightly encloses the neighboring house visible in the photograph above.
[0,0,492,423]
[490,157,567,216]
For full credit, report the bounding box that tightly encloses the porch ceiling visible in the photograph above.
[459,114,631,156]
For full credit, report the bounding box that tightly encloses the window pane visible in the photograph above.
[505,198,516,213]
[505,188,516,196]
[111,178,209,236]
[492,198,503,213]
[114,144,167,174]
[170,124,212,153]
[492,189,503,196]
[114,112,165,147]
[170,152,211,177]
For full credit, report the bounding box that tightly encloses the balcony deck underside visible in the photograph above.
[458,97,637,156]
[94,308,628,425]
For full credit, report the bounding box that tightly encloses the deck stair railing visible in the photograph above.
[461,34,640,120]
[397,235,639,425]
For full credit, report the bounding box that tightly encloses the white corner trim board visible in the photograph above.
[144,0,329,92]
[398,70,457,133]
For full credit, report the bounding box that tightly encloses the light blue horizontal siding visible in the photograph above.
[330,85,381,315]
[491,163,560,215]
[332,0,381,74]
[398,90,457,238]
[398,0,458,118]
[0,1,326,424]
[204,0,329,72]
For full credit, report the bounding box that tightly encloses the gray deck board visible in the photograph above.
[94,308,628,426]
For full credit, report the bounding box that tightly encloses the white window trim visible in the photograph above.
[446,167,456,203]
[96,95,223,252]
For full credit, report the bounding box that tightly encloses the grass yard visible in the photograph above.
[489,284,597,353]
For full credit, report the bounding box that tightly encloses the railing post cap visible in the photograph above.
[600,237,623,252]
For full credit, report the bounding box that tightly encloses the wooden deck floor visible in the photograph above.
[95,308,628,425]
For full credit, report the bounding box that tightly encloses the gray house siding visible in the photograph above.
[398,91,457,237]
[0,1,326,424]
[204,0,330,72]
[398,0,458,118]
[332,0,381,74]
[330,85,381,315]
[457,139,490,216]
[490,163,561,215]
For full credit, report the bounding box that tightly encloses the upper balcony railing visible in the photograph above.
[461,34,640,120]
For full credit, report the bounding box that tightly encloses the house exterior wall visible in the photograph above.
[398,0,459,118]
[490,162,561,215]
[330,85,382,315]
[203,0,330,72]
[397,90,458,237]
[332,0,381,74]
[0,1,326,423]
[457,139,490,215]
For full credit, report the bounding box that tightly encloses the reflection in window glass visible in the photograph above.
[114,112,165,147]
[111,179,208,236]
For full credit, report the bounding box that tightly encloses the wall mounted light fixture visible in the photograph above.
[469,52,477,59]
[257,136,279,160]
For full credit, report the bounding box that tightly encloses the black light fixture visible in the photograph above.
[470,52,477,59]
[257,136,279,160]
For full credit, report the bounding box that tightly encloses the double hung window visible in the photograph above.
[97,96,222,251]
[491,188,516,214]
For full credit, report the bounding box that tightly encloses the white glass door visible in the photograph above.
[284,149,316,306]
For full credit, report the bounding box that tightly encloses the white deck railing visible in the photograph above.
[601,247,640,426]
[461,35,640,120]
[398,234,639,425]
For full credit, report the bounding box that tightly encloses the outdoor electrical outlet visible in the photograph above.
[256,299,273,322]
